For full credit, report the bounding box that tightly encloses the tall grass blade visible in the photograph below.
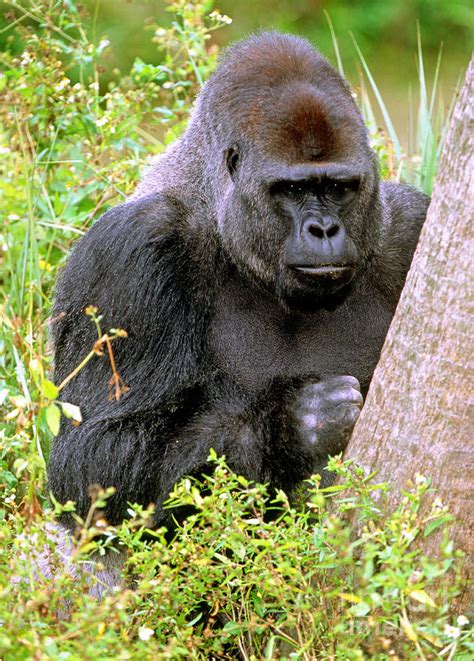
[324,11,345,77]
[350,34,402,162]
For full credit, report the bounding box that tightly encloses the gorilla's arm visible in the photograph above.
[51,195,213,420]
[157,374,361,509]
[49,195,215,524]
[49,371,360,528]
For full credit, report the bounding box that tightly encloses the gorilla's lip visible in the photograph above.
[291,265,355,280]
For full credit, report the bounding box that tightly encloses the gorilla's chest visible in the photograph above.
[209,286,392,395]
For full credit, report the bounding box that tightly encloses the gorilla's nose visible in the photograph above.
[303,215,344,241]
[303,216,345,243]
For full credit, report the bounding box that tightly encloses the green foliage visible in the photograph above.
[0,457,472,658]
[0,1,470,657]
[352,28,451,194]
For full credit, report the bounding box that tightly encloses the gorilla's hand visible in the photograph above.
[292,375,363,460]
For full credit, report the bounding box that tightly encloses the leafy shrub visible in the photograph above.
[1,457,472,658]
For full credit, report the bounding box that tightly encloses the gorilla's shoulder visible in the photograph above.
[63,191,211,281]
[381,181,430,225]
[91,192,192,239]
[54,192,216,320]
[379,181,429,252]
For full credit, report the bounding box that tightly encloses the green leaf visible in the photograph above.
[408,589,437,609]
[45,403,61,436]
[222,621,243,635]
[349,601,371,617]
[424,514,453,537]
[42,379,59,400]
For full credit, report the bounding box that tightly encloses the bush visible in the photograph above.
[0,456,472,658]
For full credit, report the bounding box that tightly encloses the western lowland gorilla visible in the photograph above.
[48,33,429,536]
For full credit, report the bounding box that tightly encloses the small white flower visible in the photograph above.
[0,146,10,154]
[457,615,469,626]
[99,39,110,49]
[138,626,155,641]
[20,51,32,66]
[444,624,460,639]
[209,11,232,24]
[55,78,70,92]
[96,116,108,127]
[415,473,428,486]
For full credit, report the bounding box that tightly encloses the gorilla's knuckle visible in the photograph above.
[332,375,360,389]
[338,403,362,426]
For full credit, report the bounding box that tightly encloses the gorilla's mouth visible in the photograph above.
[291,264,356,281]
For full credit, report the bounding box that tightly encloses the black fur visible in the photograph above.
[48,33,429,530]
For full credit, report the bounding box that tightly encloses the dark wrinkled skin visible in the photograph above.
[48,33,429,533]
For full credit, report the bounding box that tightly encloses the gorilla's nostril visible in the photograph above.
[309,225,325,239]
[308,224,339,239]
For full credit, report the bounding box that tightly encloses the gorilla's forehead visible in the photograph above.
[202,32,366,163]
[241,83,361,162]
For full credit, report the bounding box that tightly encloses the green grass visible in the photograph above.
[0,0,471,658]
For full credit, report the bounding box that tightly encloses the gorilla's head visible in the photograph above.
[192,33,382,310]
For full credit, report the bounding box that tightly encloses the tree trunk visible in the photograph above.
[344,58,473,608]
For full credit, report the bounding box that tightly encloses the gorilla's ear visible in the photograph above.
[225,145,240,180]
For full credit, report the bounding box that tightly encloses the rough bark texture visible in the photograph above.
[344,58,473,608]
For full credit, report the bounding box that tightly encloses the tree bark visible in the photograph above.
[344,58,473,607]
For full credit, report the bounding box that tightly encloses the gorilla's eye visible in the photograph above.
[324,179,359,202]
[272,181,308,199]
[286,183,306,197]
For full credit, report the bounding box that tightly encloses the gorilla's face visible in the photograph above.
[200,32,380,310]
[268,165,361,304]
[219,147,371,311]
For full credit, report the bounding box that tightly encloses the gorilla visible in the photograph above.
[48,32,429,533]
